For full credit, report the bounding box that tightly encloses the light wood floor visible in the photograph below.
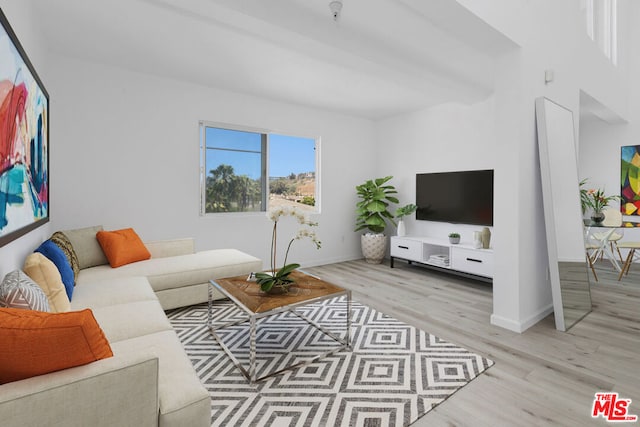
[306,260,640,427]
[592,257,640,288]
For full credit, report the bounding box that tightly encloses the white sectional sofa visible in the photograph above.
[80,238,263,310]
[0,237,263,427]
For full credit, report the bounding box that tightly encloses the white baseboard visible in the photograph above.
[490,304,554,333]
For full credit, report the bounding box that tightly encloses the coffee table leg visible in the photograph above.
[346,291,352,349]
[250,315,257,383]
[207,284,212,327]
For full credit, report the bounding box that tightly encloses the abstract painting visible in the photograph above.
[621,145,640,216]
[0,9,49,247]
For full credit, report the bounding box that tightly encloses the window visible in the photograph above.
[200,123,318,214]
[583,0,617,64]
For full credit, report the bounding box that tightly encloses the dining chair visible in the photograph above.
[617,241,640,281]
[584,228,600,281]
[592,208,624,263]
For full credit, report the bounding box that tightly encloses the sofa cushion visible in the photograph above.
[0,270,50,312]
[76,249,263,293]
[70,276,157,310]
[0,307,113,384]
[96,228,151,268]
[23,253,71,313]
[110,330,210,425]
[63,225,109,269]
[34,240,74,300]
[50,231,80,280]
[145,238,194,258]
[90,300,173,343]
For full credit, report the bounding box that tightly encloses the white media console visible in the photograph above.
[390,236,493,282]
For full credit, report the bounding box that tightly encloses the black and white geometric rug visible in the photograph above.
[166,297,494,426]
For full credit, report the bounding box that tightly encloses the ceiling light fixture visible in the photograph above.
[329,0,343,22]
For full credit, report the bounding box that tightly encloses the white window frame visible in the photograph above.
[199,121,321,215]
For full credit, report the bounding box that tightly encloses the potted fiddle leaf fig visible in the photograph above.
[355,176,399,263]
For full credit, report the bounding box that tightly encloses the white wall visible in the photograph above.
[579,123,640,245]
[0,0,52,278]
[45,56,376,269]
[578,118,640,251]
[579,119,628,205]
[578,2,640,244]
[376,99,496,241]
[478,0,629,331]
[376,0,632,332]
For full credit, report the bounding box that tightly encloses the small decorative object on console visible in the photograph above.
[448,233,460,244]
[481,227,491,249]
[473,231,483,249]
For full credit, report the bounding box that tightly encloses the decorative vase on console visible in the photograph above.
[394,204,416,238]
[396,219,406,237]
[473,231,483,249]
[481,227,491,249]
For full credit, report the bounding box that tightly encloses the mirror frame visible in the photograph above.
[535,97,592,331]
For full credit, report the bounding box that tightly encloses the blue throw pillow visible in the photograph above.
[35,240,75,301]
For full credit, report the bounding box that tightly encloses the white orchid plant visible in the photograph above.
[255,206,321,293]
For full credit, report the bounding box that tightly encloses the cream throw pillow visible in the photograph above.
[23,253,71,313]
[62,225,109,269]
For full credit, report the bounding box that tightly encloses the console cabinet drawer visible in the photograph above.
[390,238,422,261]
[450,247,493,278]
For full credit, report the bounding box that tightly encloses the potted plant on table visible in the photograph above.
[395,203,417,237]
[582,185,620,224]
[255,206,321,293]
[355,176,399,264]
[448,233,461,244]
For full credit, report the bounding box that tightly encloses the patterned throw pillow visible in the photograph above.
[50,231,80,282]
[0,270,50,312]
[35,240,75,301]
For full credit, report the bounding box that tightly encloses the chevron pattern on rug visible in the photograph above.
[167,297,494,427]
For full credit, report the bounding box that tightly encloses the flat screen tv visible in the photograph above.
[416,170,493,226]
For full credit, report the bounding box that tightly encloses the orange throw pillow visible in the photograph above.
[96,228,151,268]
[0,307,113,384]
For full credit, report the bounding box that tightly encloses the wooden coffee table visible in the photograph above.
[208,270,352,383]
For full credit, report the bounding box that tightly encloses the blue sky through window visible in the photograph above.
[205,128,315,179]
[269,134,315,177]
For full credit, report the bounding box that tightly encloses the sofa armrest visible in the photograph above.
[145,238,195,258]
[0,353,159,427]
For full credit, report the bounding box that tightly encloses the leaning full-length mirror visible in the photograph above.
[535,97,592,331]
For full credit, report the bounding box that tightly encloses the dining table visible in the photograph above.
[586,220,640,273]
